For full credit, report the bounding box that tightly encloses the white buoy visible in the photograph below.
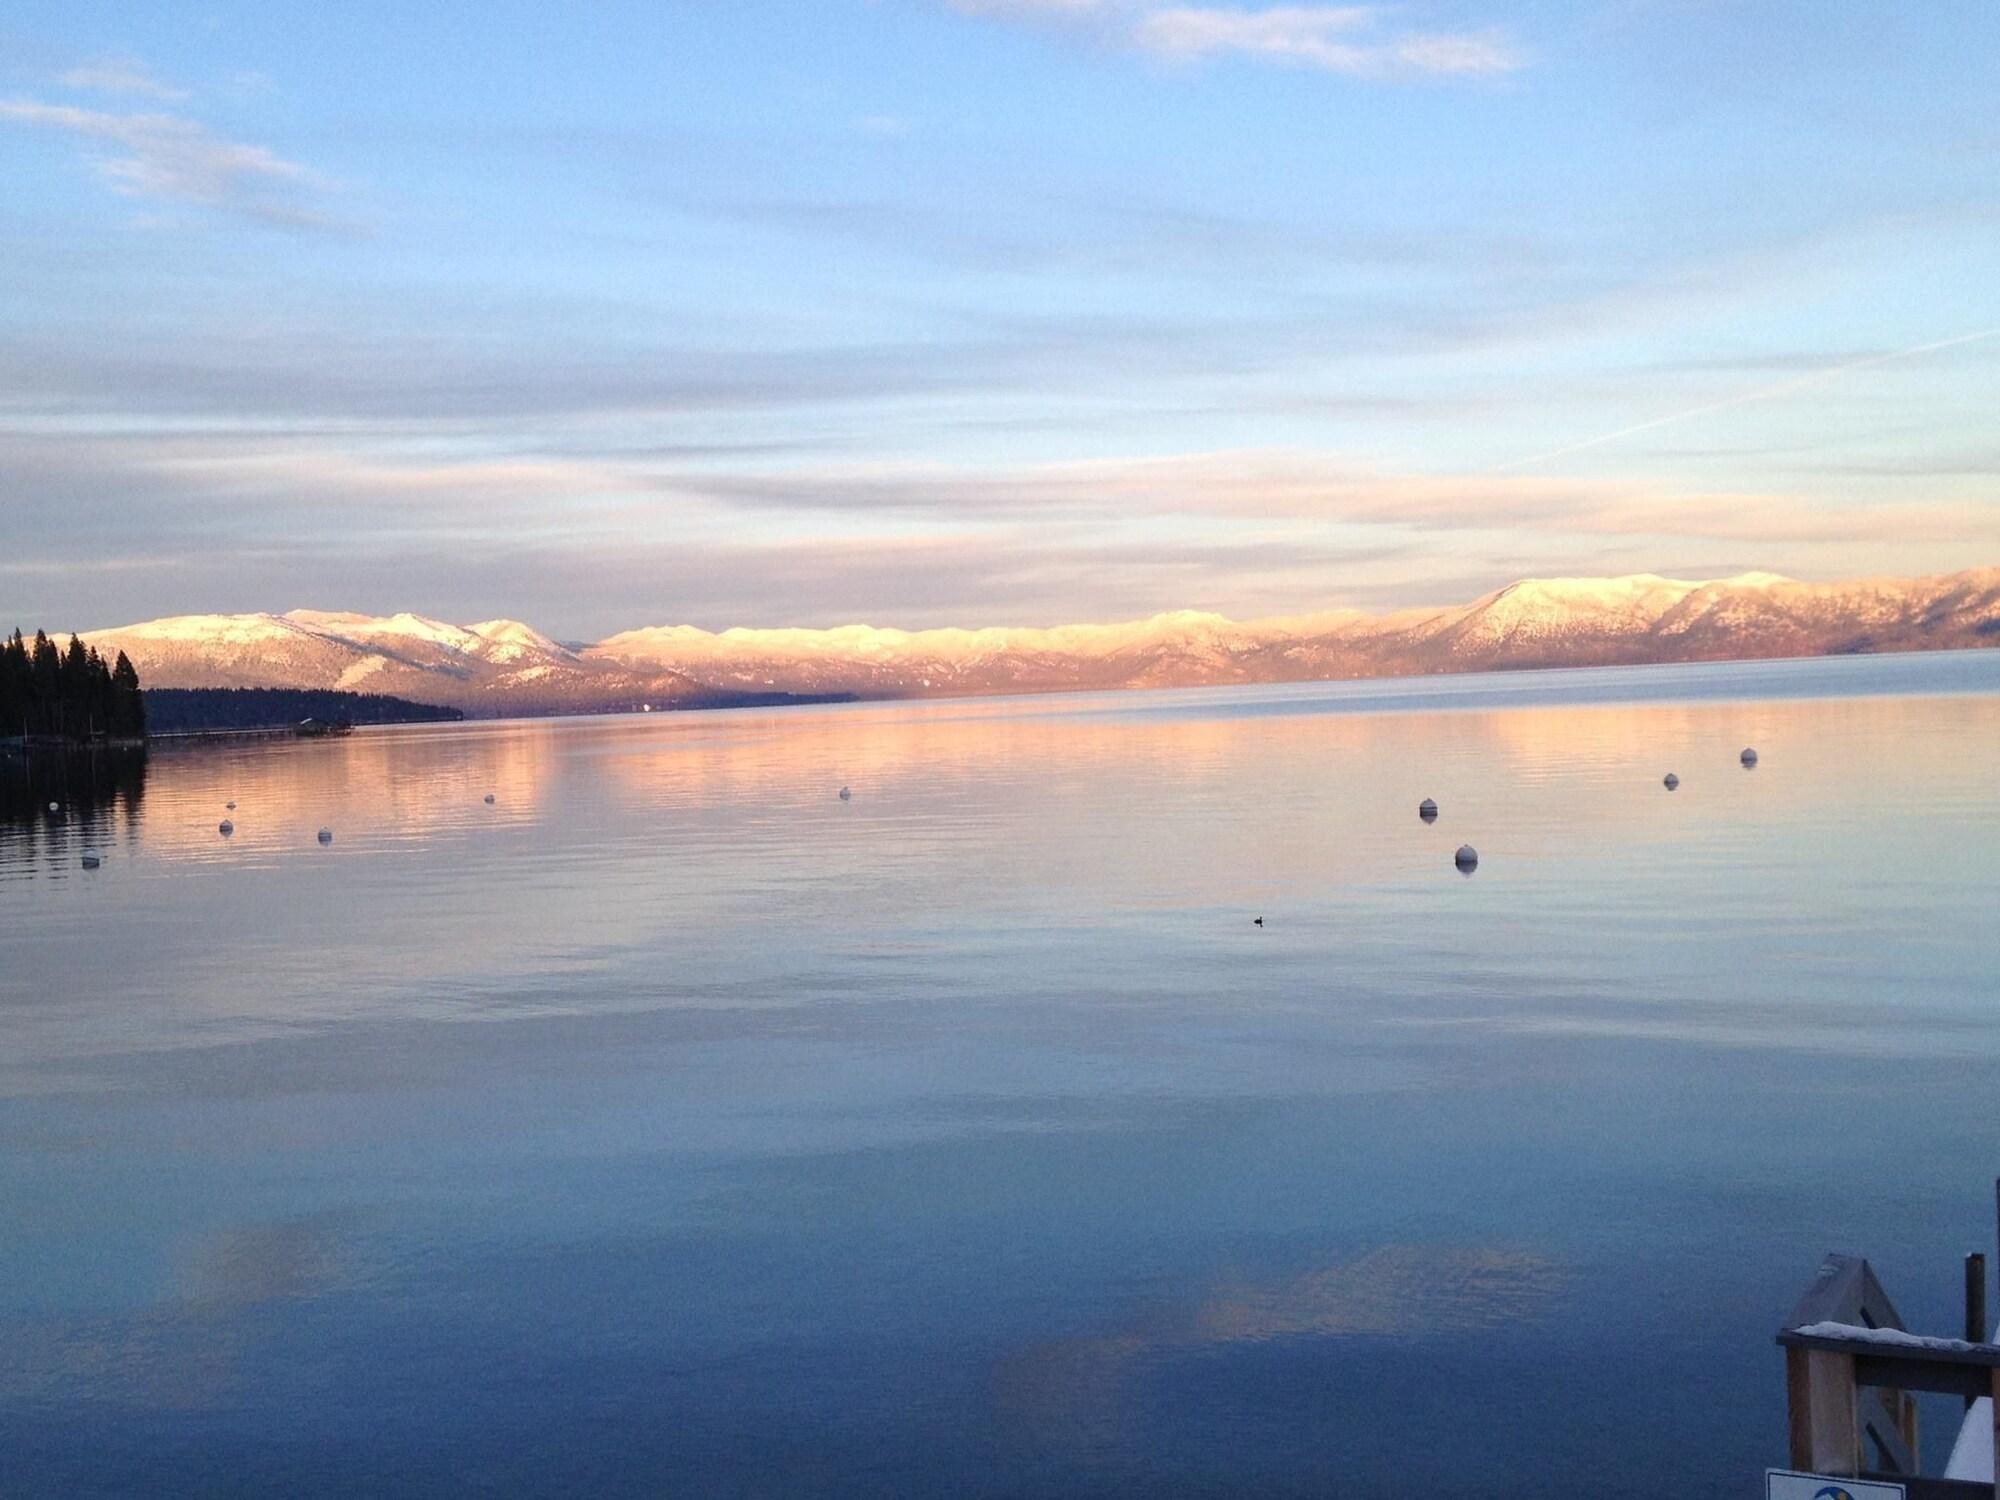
[1663,773,1679,790]
[838,786,852,801]
[484,793,496,805]
[1419,797,1438,822]
[81,852,101,869]
[1454,844,1479,872]
[219,819,234,836]
[317,827,333,844]
[47,801,59,813]
[1740,747,1758,767]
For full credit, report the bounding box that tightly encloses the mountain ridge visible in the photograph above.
[75,566,2000,716]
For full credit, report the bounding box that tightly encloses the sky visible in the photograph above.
[3,0,1998,638]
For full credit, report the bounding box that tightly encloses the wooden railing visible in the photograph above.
[1777,1252,2000,1497]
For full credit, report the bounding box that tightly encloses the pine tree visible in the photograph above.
[0,629,26,737]
[84,646,110,739]
[112,651,145,739]
[30,631,59,736]
[0,631,144,742]
[59,635,91,738]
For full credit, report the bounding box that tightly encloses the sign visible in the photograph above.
[1765,1471,1905,1500]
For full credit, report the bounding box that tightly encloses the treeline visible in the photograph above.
[144,687,463,732]
[1,631,145,742]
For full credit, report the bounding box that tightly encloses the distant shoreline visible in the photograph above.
[213,644,2000,732]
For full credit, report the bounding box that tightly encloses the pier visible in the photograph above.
[149,718,355,747]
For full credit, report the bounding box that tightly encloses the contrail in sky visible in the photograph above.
[1499,327,2000,471]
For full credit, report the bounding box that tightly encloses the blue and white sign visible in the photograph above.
[1764,1471,1905,1500]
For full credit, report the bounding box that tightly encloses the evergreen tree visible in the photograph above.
[0,629,27,737]
[60,636,91,737]
[84,647,111,738]
[112,652,145,738]
[0,631,146,742]
[30,632,59,736]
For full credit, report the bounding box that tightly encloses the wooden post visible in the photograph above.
[1786,1346,1861,1475]
[1973,1252,1991,1342]
[1786,1347,1811,1468]
[1971,1252,1990,1412]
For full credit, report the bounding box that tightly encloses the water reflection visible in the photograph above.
[0,653,1996,1495]
[0,660,1996,1084]
[994,1245,1565,1448]
[0,1213,348,1417]
[0,745,146,828]
[1191,1245,1565,1341]
[0,746,146,871]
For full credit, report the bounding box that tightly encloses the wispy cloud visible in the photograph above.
[852,112,916,139]
[947,0,1109,15]
[1132,6,1521,76]
[664,447,1996,549]
[0,97,337,229]
[945,1,1525,80]
[6,415,1993,634]
[1502,327,2000,470]
[56,57,189,102]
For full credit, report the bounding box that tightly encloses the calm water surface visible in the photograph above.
[4,653,1999,1496]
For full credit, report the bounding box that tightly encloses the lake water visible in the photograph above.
[4,652,1999,1497]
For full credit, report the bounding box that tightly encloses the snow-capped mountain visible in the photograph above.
[83,609,686,714]
[80,567,2000,716]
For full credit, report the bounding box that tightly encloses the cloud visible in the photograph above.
[0,97,337,228]
[947,0,1109,14]
[7,411,1993,635]
[945,2,1525,80]
[1133,6,1521,76]
[56,57,190,102]
[852,112,916,139]
[1501,327,2000,470]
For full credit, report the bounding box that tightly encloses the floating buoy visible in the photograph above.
[1740,747,1758,767]
[1419,798,1438,823]
[317,827,333,845]
[226,801,236,810]
[47,801,59,813]
[1454,844,1479,873]
[483,794,496,805]
[838,787,851,801]
[81,852,101,869]
[1663,773,1679,790]
[219,819,234,836]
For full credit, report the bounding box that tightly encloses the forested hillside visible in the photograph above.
[143,687,462,732]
